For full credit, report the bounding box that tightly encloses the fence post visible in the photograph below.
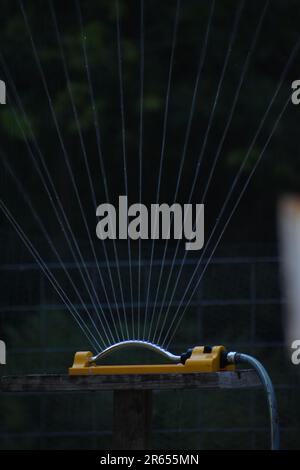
[278,196,300,348]
[113,389,153,450]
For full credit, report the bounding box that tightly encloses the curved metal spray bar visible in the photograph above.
[90,340,181,363]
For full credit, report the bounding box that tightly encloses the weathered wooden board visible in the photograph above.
[0,370,260,393]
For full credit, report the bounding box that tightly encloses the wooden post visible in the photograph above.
[113,390,152,450]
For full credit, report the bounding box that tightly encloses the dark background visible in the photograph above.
[1,0,300,244]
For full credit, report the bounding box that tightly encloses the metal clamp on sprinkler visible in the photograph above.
[69,341,235,375]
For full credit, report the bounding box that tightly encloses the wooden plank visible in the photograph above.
[0,370,260,393]
[113,390,152,450]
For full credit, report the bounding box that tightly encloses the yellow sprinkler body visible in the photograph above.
[69,341,235,375]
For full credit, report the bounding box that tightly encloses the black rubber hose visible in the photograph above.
[235,353,280,450]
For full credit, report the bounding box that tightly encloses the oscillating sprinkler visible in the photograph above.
[69,342,235,375]
[69,340,279,450]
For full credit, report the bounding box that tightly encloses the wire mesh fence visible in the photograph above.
[0,250,299,450]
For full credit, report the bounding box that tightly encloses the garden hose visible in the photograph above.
[226,351,280,450]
